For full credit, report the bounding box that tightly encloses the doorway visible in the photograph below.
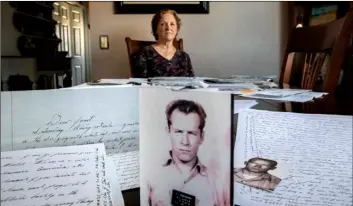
[52,2,91,86]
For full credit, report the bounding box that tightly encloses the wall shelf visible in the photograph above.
[14,11,57,25]
[1,55,36,58]
[22,34,61,42]
[34,2,53,9]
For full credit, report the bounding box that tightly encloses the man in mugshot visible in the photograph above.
[234,157,281,191]
[147,99,229,206]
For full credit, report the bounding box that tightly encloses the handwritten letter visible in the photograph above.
[1,144,108,206]
[108,151,139,191]
[234,110,353,206]
[106,158,125,206]
[2,87,139,154]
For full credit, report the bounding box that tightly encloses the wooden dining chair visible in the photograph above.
[279,10,353,93]
[125,37,184,77]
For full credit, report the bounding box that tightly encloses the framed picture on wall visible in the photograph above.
[113,1,209,14]
[99,35,109,50]
[309,4,338,26]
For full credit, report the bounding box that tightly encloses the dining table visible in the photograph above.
[120,93,353,206]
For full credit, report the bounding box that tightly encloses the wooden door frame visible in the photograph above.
[67,1,91,83]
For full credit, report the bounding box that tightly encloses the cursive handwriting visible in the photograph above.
[109,151,140,191]
[100,154,113,206]
[1,144,110,206]
[234,110,353,206]
[16,114,139,155]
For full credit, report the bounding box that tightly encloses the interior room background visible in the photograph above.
[1,2,289,88]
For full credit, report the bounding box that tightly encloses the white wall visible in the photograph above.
[89,2,288,80]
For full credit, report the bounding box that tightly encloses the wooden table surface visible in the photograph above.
[121,94,353,206]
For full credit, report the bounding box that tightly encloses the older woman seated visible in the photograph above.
[132,9,194,78]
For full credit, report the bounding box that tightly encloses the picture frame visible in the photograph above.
[309,4,338,26]
[113,1,209,14]
[99,35,109,50]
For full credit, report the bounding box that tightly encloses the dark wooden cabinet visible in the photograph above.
[3,2,72,91]
[10,2,63,58]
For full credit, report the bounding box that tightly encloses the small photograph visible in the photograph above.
[234,157,282,191]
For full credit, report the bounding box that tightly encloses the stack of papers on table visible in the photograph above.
[92,79,149,85]
[241,89,328,102]
[244,89,310,97]
[147,77,208,89]
[69,79,148,88]
[203,75,279,89]
[233,100,258,113]
[207,83,261,94]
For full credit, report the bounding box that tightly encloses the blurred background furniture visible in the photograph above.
[1,1,89,91]
[281,7,353,95]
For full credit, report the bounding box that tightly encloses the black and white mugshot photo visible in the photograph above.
[139,88,233,206]
[234,157,282,191]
